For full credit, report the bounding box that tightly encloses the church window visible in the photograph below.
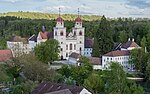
[74,32,76,36]
[70,44,72,50]
[80,41,82,44]
[61,42,63,44]
[74,44,76,50]
[79,31,82,36]
[66,45,68,50]
[55,31,57,36]
[66,53,68,57]
[60,31,63,36]
[61,48,63,51]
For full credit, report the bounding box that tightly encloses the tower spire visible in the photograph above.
[78,8,80,17]
[59,7,61,17]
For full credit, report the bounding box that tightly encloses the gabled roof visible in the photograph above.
[121,41,140,49]
[8,36,28,44]
[28,34,37,42]
[45,89,72,94]
[89,57,102,65]
[113,43,122,50]
[0,50,13,62]
[40,32,53,39]
[103,50,130,57]
[85,38,94,48]
[69,52,80,59]
[31,82,83,94]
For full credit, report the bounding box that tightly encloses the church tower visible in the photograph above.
[73,8,85,55]
[53,8,66,59]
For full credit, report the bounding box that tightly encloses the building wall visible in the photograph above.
[80,88,92,94]
[7,41,32,57]
[84,48,92,57]
[102,55,132,71]
[53,21,85,60]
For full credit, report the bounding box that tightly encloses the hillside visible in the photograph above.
[0,12,102,21]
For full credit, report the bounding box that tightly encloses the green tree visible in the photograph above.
[92,37,100,57]
[64,57,93,86]
[84,73,104,94]
[0,38,6,50]
[34,39,59,64]
[130,48,148,73]
[146,59,150,81]
[119,30,127,43]
[96,15,114,55]
[146,32,150,52]
[141,36,147,48]
[105,62,144,94]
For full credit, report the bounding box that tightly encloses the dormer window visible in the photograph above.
[60,31,63,36]
[79,31,82,36]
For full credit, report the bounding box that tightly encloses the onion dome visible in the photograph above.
[56,17,64,22]
[75,17,82,22]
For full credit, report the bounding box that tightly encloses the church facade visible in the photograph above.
[28,15,93,60]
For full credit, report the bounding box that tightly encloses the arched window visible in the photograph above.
[66,45,68,50]
[66,53,68,57]
[74,32,76,36]
[60,31,63,36]
[70,43,72,50]
[79,31,82,36]
[55,31,57,36]
[74,44,76,50]
[80,47,82,55]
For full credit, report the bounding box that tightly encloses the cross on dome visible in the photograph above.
[56,8,64,22]
[75,8,82,22]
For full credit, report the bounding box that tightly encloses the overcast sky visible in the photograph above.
[0,0,150,18]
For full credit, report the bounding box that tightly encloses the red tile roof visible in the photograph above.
[122,41,140,49]
[56,17,64,22]
[40,32,53,39]
[85,38,94,48]
[75,17,82,22]
[103,50,130,57]
[0,50,13,62]
[89,57,102,65]
[31,82,83,94]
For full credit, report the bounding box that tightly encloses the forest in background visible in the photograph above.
[0,12,150,52]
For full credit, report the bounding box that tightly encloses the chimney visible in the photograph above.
[132,38,134,42]
[128,38,130,41]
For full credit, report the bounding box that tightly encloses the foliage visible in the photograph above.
[71,57,93,86]
[58,57,93,86]
[34,39,59,64]
[95,15,114,55]
[130,48,149,73]
[0,38,6,50]
[105,62,144,94]
[12,81,37,94]
[84,73,104,94]
[0,65,10,82]
[0,12,102,21]
[119,30,127,43]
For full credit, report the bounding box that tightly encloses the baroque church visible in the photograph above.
[28,10,93,60]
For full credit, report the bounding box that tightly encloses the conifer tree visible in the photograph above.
[95,15,114,55]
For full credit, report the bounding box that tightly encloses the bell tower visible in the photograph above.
[53,8,66,59]
[73,8,85,55]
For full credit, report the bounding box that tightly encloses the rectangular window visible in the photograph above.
[74,44,76,50]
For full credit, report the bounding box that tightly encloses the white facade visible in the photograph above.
[84,48,92,57]
[102,55,132,71]
[80,88,92,94]
[53,17,85,59]
[7,41,32,57]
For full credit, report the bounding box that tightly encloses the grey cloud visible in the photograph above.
[126,0,150,9]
